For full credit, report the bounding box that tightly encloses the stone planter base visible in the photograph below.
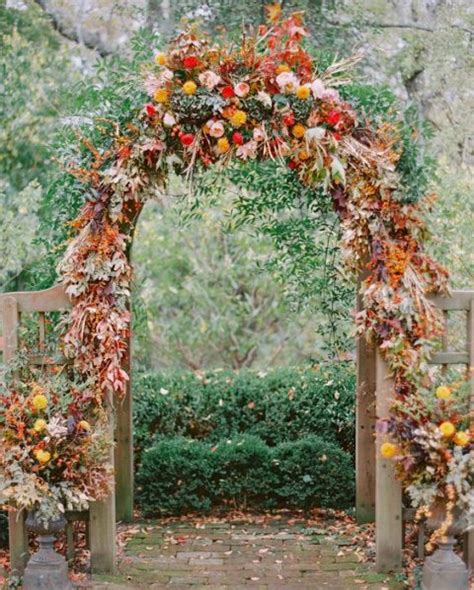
[421,537,469,590]
[23,512,73,590]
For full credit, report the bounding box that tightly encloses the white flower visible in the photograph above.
[276,71,299,94]
[253,127,265,142]
[311,78,340,102]
[306,126,326,144]
[256,91,272,108]
[199,70,221,90]
[163,112,176,127]
[207,120,225,138]
[234,82,250,97]
[311,79,326,99]
[236,140,258,160]
[160,388,169,395]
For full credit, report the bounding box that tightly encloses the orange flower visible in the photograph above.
[453,431,470,446]
[230,110,247,127]
[296,85,311,100]
[292,123,305,138]
[276,64,290,74]
[34,450,51,464]
[217,137,230,153]
[33,419,47,433]
[380,442,398,459]
[32,394,48,412]
[436,386,451,400]
[154,52,167,66]
[182,81,197,95]
[439,421,456,438]
[153,88,169,103]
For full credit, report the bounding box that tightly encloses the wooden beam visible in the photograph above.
[375,351,403,573]
[114,331,134,522]
[355,274,376,523]
[89,391,116,574]
[429,290,474,311]
[0,284,70,313]
[2,297,29,573]
[463,297,474,570]
[429,351,469,365]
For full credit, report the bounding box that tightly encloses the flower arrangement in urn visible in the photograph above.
[0,365,112,526]
[380,382,473,547]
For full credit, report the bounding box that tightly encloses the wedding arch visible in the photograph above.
[1,7,473,580]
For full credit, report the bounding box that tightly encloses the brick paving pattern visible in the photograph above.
[92,520,402,590]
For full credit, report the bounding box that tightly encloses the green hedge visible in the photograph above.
[136,435,354,516]
[133,364,355,465]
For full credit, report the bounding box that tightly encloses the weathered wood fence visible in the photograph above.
[1,284,473,575]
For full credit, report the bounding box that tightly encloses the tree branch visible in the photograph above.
[32,0,112,57]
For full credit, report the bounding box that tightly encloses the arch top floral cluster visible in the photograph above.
[141,11,357,184]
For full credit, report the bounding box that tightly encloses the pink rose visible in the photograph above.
[208,120,225,138]
[234,82,250,97]
[199,70,222,90]
[275,71,299,94]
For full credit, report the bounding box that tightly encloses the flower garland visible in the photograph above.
[7,8,470,526]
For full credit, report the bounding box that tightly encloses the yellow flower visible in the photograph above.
[230,110,247,127]
[153,88,169,103]
[154,52,167,66]
[182,81,197,95]
[34,450,51,464]
[32,394,48,412]
[33,419,47,433]
[276,64,290,74]
[380,442,398,459]
[439,421,456,438]
[78,420,91,431]
[453,431,470,447]
[296,85,311,100]
[292,123,306,139]
[217,137,230,153]
[436,386,451,400]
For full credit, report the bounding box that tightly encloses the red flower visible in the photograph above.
[288,160,298,170]
[232,132,244,145]
[326,110,341,127]
[183,55,199,69]
[179,132,195,147]
[332,131,341,141]
[283,112,295,127]
[145,103,157,117]
[220,85,235,99]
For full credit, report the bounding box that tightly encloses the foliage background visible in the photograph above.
[1,0,472,370]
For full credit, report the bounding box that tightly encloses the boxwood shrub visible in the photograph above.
[133,364,355,466]
[136,435,354,516]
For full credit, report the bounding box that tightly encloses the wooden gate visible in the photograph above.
[1,284,473,575]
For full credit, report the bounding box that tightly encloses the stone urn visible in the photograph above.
[23,511,73,590]
[421,497,469,590]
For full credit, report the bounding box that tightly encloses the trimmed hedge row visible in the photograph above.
[136,435,354,516]
[133,364,355,465]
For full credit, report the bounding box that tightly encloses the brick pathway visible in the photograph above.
[92,520,402,590]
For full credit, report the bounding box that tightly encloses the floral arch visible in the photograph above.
[4,5,471,580]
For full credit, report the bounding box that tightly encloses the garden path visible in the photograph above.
[89,517,403,590]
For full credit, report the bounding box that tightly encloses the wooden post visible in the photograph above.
[114,332,134,522]
[463,297,474,570]
[2,296,29,574]
[375,351,403,573]
[355,274,376,523]
[113,206,141,523]
[89,392,116,574]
